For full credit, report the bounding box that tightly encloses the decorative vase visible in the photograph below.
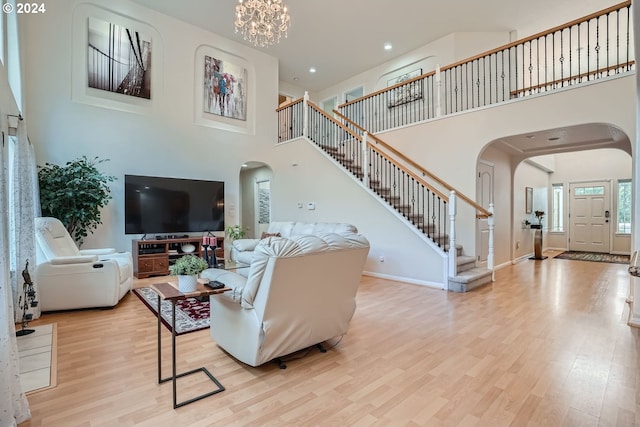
[177,274,198,292]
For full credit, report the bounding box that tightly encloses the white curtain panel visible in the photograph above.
[0,129,31,427]
[9,119,40,322]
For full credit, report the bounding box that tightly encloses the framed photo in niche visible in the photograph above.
[387,68,422,108]
[525,187,533,214]
[203,56,247,121]
[88,17,152,100]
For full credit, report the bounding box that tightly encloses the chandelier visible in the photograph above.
[234,0,291,48]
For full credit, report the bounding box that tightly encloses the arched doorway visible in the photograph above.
[239,161,273,239]
[478,122,632,263]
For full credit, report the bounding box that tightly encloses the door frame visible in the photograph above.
[476,160,494,267]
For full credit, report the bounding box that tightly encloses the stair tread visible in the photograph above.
[456,255,476,265]
[448,267,492,283]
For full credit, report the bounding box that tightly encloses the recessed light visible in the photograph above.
[241,164,248,168]
[384,43,393,50]
[309,67,316,73]
[525,135,535,139]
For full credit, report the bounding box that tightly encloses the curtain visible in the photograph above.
[0,129,31,427]
[9,119,40,323]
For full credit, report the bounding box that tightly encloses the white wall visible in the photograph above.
[269,139,448,287]
[21,0,279,252]
[513,161,550,260]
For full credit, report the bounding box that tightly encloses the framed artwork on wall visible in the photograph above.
[194,44,254,134]
[526,187,533,214]
[71,3,163,114]
[387,68,422,108]
[88,17,152,100]
[203,55,247,121]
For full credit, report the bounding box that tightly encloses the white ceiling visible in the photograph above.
[128,0,617,93]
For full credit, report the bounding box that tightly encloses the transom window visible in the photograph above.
[574,186,605,196]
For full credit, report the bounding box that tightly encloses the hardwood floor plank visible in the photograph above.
[17,254,640,426]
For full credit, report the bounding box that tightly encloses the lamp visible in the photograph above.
[234,0,291,48]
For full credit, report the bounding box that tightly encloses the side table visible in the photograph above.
[150,281,230,409]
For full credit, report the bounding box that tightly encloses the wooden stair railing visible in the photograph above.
[332,108,491,220]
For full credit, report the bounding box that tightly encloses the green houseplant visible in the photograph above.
[38,156,115,246]
[226,224,247,241]
[169,255,209,292]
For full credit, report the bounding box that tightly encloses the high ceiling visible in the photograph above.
[129,0,618,93]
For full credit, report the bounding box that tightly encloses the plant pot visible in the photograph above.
[177,275,198,292]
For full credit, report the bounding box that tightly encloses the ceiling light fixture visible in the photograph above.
[234,0,291,48]
[384,43,393,50]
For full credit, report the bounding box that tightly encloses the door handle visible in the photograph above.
[605,210,610,222]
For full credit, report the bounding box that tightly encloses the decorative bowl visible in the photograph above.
[181,243,196,253]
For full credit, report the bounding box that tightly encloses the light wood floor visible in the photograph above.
[18,253,640,427]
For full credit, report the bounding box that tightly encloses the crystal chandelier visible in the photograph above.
[234,0,291,48]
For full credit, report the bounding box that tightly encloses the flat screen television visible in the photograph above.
[124,174,224,235]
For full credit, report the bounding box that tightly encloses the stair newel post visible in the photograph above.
[435,65,442,118]
[362,131,370,187]
[448,190,457,278]
[302,91,309,138]
[488,203,495,281]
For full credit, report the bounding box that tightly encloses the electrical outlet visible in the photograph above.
[379,255,384,262]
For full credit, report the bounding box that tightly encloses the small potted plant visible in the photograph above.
[169,255,208,292]
[226,224,247,241]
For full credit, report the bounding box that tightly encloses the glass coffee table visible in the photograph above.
[211,259,249,271]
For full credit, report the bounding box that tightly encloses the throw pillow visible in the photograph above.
[261,232,281,239]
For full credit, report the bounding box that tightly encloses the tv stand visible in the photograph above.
[133,237,225,279]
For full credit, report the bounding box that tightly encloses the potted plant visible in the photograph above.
[226,224,247,241]
[38,156,115,246]
[169,255,209,292]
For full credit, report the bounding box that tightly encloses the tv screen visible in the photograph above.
[124,175,224,235]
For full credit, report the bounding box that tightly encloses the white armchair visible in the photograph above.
[34,217,133,311]
[203,231,370,367]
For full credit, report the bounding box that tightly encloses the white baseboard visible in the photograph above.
[362,271,444,290]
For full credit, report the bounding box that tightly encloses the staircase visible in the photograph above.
[317,137,492,292]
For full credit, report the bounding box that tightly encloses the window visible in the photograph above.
[617,180,631,234]
[551,183,563,232]
[574,186,604,196]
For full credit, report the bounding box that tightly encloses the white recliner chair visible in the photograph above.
[202,230,370,367]
[34,217,133,311]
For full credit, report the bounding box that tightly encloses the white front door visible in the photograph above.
[569,181,611,252]
[476,161,494,266]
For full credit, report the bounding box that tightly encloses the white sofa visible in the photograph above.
[34,217,133,311]
[230,221,359,265]
[202,229,370,367]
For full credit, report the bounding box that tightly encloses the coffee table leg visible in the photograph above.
[172,300,177,409]
[157,293,162,384]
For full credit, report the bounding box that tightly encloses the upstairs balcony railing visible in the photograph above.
[337,1,633,133]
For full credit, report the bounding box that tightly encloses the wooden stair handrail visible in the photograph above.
[276,97,303,112]
[510,60,635,97]
[306,101,449,203]
[333,108,491,217]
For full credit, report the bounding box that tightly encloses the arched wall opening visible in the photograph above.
[478,123,633,266]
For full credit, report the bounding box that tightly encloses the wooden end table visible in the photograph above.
[150,281,230,409]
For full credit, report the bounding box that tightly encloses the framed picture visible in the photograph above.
[387,68,422,108]
[203,55,247,121]
[525,187,533,214]
[88,17,152,100]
